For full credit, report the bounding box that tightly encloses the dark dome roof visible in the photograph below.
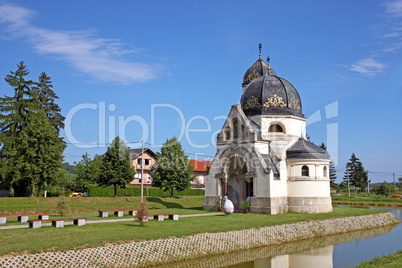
[242,56,276,87]
[287,139,329,159]
[241,73,304,118]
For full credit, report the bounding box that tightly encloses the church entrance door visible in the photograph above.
[227,156,247,210]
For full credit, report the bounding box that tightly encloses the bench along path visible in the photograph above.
[0,213,49,224]
[0,213,224,230]
[28,218,86,229]
[146,213,179,221]
[98,209,137,218]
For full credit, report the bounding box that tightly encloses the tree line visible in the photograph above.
[0,62,195,198]
[73,136,195,198]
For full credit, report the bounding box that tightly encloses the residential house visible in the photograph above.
[189,160,212,189]
[127,147,211,190]
[128,148,157,187]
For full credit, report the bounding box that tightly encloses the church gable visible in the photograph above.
[217,104,258,145]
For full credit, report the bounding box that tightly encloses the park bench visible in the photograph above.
[0,213,49,224]
[98,209,137,218]
[28,218,86,229]
[146,213,179,222]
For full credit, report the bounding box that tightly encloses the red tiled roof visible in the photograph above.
[188,159,212,172]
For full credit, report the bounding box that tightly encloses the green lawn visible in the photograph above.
[353,250,402,268]
[0,198,390,256]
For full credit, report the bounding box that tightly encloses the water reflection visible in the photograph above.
[158,225,396,268]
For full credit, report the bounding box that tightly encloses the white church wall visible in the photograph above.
[204,174,218,196]
[287,180,330,197]
[259,116,306,139]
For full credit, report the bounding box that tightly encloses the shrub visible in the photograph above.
[136,202,148,227]
[372,182,395,197]
[240,200,251,211]
[87,186,205,197]
[56,195,70,215]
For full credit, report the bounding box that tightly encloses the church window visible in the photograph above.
[302,165,309,177]
[323,166,328,177]
[268,123,284,133]
[233,119,239,139]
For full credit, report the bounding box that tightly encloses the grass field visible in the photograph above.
[0,196,392,256]
[354,250,402,268]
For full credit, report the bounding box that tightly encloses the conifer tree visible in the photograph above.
[0,62,66,196]
[343,153,368,194]
[150,137,195,197]
[98,136,134,197]
[34,72,65,131]
[0,61,36,138]
[319,143,337,188]
[13,110,66,196]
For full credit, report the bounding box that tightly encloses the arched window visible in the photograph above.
[302,165,309,177]
[268,124,284,133]
[323,166,328,177]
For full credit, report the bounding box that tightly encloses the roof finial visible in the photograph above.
[267,55,270,65]
[259,43,262,59]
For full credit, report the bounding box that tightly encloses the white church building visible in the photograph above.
[203,49,332,214]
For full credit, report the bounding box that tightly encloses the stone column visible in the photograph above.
[224,176,228,199]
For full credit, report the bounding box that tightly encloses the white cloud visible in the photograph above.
[385,0,402,17]
[349,58,386,76]
[0,4,158,84]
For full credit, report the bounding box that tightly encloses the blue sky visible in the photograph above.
[1,0,402,183]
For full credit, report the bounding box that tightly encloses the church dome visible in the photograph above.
[241,70,304,118]
[242,55,276,87]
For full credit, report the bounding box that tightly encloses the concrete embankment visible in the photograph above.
[332,201,402,207]
[0,212,399,267]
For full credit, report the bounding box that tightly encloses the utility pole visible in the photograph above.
[141,140,144,204]
[393,173,396,189]
[367,172,370,197]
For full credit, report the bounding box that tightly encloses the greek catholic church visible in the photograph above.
[204,47,332,214]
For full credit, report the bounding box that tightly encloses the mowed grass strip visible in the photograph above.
[0,206,388,256]
[0,196,205,215]
[353,250,402,268]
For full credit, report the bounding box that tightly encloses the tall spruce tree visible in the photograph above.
[0,62,66,196]
[98,137,134,197]
[150,137,195,197]
[319,143,337,188]
[343,153,368,194]
[0,62,36,138]
[16,110,66,196]
[0,62,37,194]
[34,72,65,131]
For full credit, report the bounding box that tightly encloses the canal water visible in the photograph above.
[159,206,401,268]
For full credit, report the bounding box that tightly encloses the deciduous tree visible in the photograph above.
[150,137,195,197]
[98,136,134,197]
[75,153,102,192]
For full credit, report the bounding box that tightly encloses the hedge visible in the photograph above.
[87,186,205,197]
